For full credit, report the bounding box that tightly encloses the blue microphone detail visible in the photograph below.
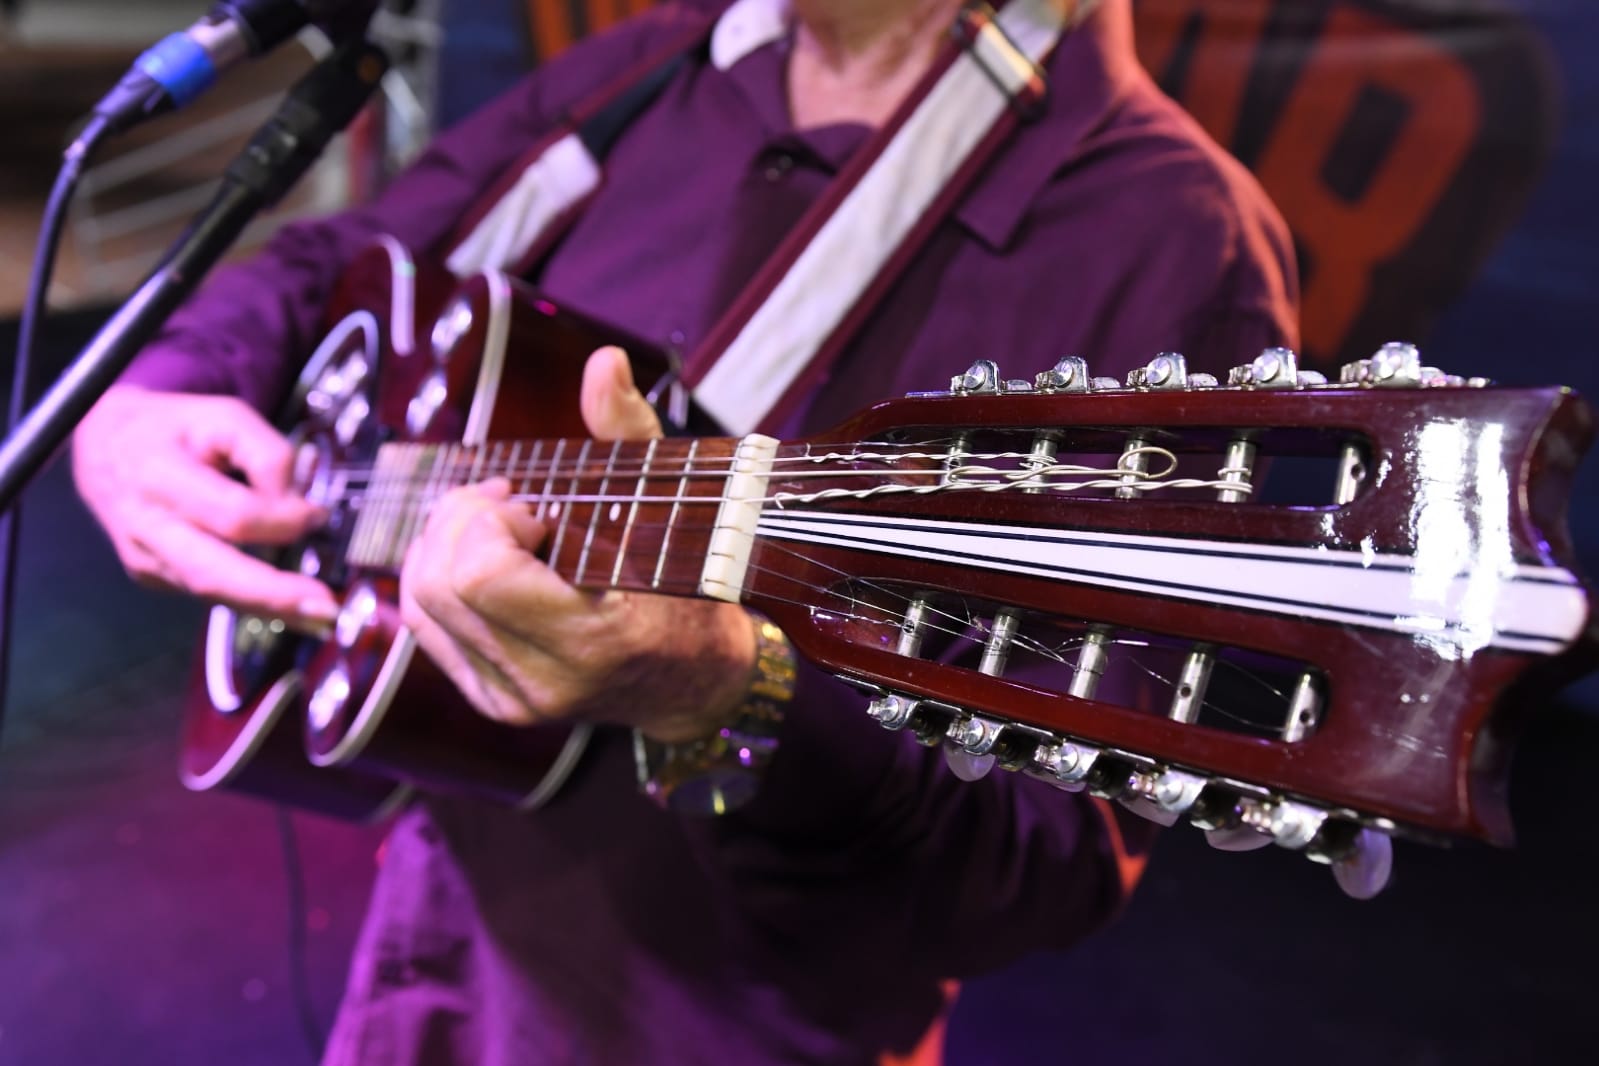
[134,33,220,107]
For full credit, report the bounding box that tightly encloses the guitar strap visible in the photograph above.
[444,0,1080,434]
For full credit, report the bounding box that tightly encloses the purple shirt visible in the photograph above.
[123,3,1297,1063]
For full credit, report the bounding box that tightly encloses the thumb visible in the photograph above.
[581,346,662,442]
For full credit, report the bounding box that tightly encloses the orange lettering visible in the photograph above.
[527,0,577,59]
[1135,0,1272,151]
[585,0,656,33]
[1251,6,1480,361]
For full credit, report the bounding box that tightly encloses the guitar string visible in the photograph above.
[315,440,1290,736]
[322,443,1232,490]
[742,536,1294,736]
[333,460,1251,512]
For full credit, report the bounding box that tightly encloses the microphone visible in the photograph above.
[84,0,380,143]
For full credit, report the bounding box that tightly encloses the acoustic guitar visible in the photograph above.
[180,238,1597,893]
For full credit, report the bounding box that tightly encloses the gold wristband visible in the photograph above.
[633,614,795,816]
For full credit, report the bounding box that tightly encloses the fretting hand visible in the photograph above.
[400,347,756,742]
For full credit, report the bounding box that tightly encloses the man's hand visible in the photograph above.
[72,384,338,630]
[401,347,757,741]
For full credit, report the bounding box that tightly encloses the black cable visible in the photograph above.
[0,114,111,740]
[276,806,328,1062]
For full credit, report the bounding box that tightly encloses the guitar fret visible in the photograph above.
[575,439,621,586]
[467,440,492,489]
[613,438,658,587]
[397,444,445,568]
[654,440,699,590]
[519,439,542,503]
[537,439,566,522]
[504,440,522,502]
[548,438,592,571]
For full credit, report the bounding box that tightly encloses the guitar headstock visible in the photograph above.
[744,345,1596,895]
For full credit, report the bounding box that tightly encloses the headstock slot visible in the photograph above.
[848,422,1376,511]
[818,580,1327,748]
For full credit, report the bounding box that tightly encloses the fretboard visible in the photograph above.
[345,437,742,596]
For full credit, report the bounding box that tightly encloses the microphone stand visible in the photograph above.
[0,36,389,732]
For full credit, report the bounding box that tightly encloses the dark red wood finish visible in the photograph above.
[740,385,1596,845]
[299,271,691,804]
[177,241,453,819]
[185,242,1595,842]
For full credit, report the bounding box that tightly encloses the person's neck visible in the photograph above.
[787,0,966,129]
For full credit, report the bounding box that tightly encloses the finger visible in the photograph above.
[142,452,323,544]
[128,505,338,624]
[581,346,662,443]
[417,481,585,637]
[400,537,539,724]
[180,397,299,495]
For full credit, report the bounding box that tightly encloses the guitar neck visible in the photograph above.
[345,436,752,598]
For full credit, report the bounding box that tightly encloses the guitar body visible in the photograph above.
[181,240,677,813]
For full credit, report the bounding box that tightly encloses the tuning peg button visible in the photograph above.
[944,747,997,781]
[1332,828,1393,899]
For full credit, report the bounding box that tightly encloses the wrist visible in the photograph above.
[634,612,796,815]
[638,604,757,745]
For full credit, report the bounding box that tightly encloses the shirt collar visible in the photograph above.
[711,0,791,71]
[710,0,1139,251]
[952,0,1140,249]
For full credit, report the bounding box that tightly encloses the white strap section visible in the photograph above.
[694,0,1067,435]
[445,132,602,278]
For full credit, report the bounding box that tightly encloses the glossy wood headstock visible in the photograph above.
[741,350,1596,855]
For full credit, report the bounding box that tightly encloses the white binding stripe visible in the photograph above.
[464,271,513,443]
[694,0,1065,434]
[445,133,602,278]
[755,510,1587,655]
[375,235,418,354]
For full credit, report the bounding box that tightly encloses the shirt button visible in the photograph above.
[764,153,794,182]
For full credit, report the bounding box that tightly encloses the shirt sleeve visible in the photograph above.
[117,5,709,414]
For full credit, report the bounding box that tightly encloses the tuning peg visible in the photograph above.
[1127,352,1189,390]
[1203,825,1274,852]
[1036,356,1091,392]
[1030,739,1099,791]
[944,746,997,781]
[1239,797,1328,850]
[1117,793,1181,826]
[951,360,1002,394]
[1339,342,1423,387]
[1228,346,1328,389]
[952,360,999,393]
[1331,828,1394,899]
[866,694,919,730]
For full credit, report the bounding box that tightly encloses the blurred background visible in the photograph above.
[0,1,1595,1063]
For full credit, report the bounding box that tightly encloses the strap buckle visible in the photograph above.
[951,2,1050,121]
